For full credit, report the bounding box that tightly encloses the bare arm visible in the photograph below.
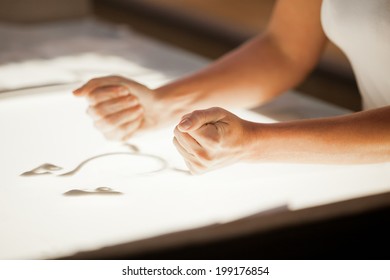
[250,106,390,164]
[174,106,390,174]
[74,0,327,140]
[155,0,327,116]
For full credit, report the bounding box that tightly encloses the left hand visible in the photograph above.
[73,75,171,141]
[173,107,256,174]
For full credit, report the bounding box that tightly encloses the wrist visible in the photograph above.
[154,81,205,122]
[241,121,273,162]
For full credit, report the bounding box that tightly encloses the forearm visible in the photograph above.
[247,106,390,164]
[154,34,313,118]
[152,0,327,122]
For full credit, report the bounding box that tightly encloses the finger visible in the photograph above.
[178,107,227,132]
[103,115,143,141]
[87,86,132,106]
[73,75,143,96]
[173,137,195,159]
[94,105,144,132]
[174,128,213,164]
[173,138,204,174]
[184,159,206,175]
[121,115,144,141]
[173,126,202,153]
[87,95,139,120]
[73,76,122,96]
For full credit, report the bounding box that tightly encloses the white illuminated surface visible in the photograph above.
[0,87,285,259]
[0,20,390,259]
[1,86,390,259]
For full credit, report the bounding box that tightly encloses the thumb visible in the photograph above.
[178,107,227,132]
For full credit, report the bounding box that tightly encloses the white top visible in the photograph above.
[321,0,390,109]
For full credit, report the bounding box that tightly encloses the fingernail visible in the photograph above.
[73,89,81,95]
[178,118,192,130]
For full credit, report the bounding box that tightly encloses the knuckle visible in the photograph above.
[191,110,205,122]
[192,110,203,116]
[127,94,138,103]
[210,107,226,119]
[210,106,223,113]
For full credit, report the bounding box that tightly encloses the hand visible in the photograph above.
[173,107,256,174]
[73,75,162,141]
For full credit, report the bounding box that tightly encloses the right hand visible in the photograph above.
[73,75,161,141]
[173,107,256,174]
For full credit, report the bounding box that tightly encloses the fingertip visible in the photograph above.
[72,88,83,96]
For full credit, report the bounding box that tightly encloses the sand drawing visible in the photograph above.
[21,143,189,177]
[62,187,123,196]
